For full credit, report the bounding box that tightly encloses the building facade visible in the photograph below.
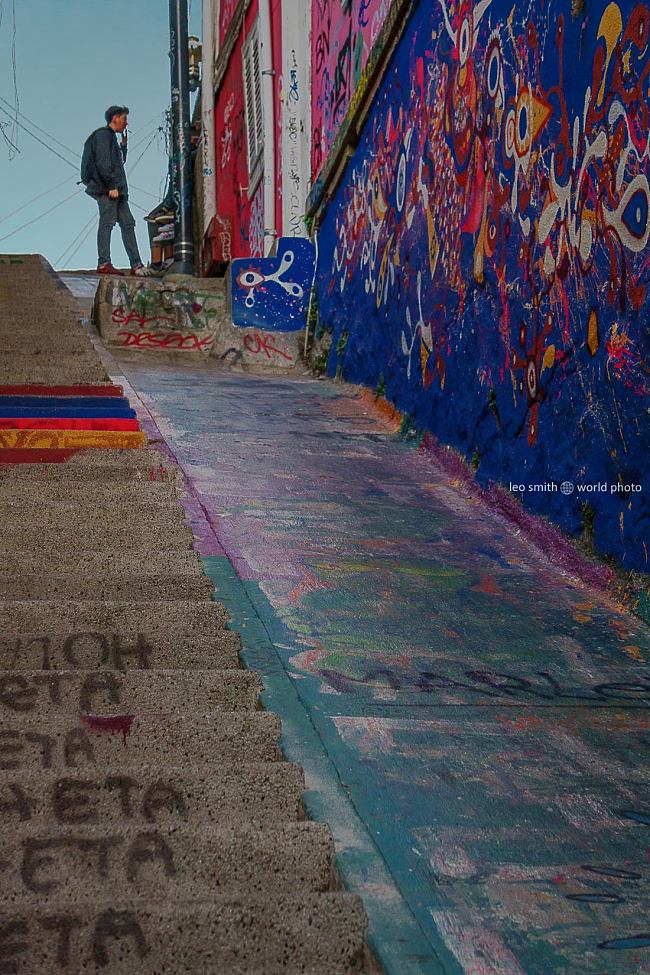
[200,0,311,266]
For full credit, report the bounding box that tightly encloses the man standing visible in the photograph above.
[81,105,153,276]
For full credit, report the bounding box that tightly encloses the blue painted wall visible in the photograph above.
[231,238,315,330]
[316,0,650,571]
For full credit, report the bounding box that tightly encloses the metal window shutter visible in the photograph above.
[243,47,256,173]
[252,39,263,162]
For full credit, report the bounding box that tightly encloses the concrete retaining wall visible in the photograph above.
[94,275,305,371]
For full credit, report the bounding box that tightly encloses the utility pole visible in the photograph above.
[169,0,195,274]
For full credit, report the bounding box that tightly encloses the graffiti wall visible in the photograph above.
[316,0,650,571]
[231,237,315,329]
[280,0,312,237]
[215,0,283,257]
[311,0,391,179]
[95,279,227,353]
[215,6,261,262]
[219,0,239,45]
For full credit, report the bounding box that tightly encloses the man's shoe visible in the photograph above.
[96,263,122,275]
[131,264,157,277]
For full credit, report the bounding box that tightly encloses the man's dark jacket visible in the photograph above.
[82,126,129,198]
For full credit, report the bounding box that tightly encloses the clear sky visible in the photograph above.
[0,0,200,270]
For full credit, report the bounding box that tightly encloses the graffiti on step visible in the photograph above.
[19,831,177,893]
[0,775,189,824]
[318,664,650,706]
[0,910,150,969]
[0,727,98,771]
[231,238,315,331]
[0,632,155,671]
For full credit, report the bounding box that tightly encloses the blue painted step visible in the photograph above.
[0,407,137,419]
[0,396,131,409]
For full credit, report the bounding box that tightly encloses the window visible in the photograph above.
[242,22,264,189]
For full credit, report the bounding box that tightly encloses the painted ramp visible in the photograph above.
[112,357,650,975]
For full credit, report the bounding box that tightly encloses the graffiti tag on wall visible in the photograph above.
[107,281,223,353]
[311,0,391,179]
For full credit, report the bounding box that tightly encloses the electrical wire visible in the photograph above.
[0,118,20,154]
[129,130,159,174]
[127,198,149,213]
[128,120,164,152]
[8,0,19,159]
[127,109,166,137]
[0,188,81,243]
[61,218,97,269]
[56,212,95,266]
[0,175,76,227]
[0,98,165,215]
[0,104,77,169]
[0,94,80,161]
[130,182,160,201]
[55,213,96,267]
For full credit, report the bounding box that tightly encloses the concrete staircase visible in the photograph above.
[0,255,370,973]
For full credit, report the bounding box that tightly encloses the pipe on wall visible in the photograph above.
[201,0,218,253]
[169,0,195,274]
[259,0,277,255]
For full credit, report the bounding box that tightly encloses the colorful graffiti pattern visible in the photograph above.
[108,281,224,354]
[318,0,650,570]
[311,0,391,178]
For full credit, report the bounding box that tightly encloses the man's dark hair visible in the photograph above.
[105,105,129,125]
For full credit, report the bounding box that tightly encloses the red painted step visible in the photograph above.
[0,418,140,431]
[0,384,123,397]
[0,448,79,464]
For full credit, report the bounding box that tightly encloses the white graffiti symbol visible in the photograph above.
[237,249,304,309]
[437,0,493,64]
[401,272,432,379]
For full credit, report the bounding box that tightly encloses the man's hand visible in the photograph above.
[108,189,119,200]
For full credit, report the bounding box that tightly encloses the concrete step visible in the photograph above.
[0,465,176,484]
[0,551,205,578]
[0,500,188,528]
[0,463,178,485]
[0,355,107,384]
[0,669,260,717]
[0,598,229,630]
[0,573,214,602]
[0,335,95,353]
[0,524,194,551]
[0,712,282,771]
[0,481,178,502]
[48,447,164,467]
[0,762,305,827]
[0,332,88,344]
[1,821,334,906]
[0,601,234,667]
[0,626,241,670]
[0,894,366,974]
